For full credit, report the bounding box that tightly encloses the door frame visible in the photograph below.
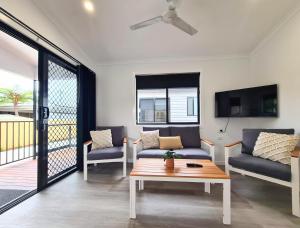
[0,20,80,196]
[38,51,79,190]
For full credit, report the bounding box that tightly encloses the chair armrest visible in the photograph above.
[291,147,300,158]
[123,137,128,144]
[201,138,215,162]
[225,141,242,148]
[84,140,93,146]
[133,138,142,145]
[201,138,214,146]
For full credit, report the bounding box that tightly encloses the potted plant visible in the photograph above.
[163,150,180,169]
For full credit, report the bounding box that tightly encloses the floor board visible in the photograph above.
[0,163,299,228]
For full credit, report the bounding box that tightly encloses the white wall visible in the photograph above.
[0,0,94,69]
[96,7,300,163]
[249,8,300,135]
[96,57,276,163]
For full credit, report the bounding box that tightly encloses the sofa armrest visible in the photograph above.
[201,138,215,162]
[133,138,143,165]
[291,147,300,158]
[224,141,242,175]
[201,138,214,146]
[225,141,242,148]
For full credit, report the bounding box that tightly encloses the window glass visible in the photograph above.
[137,89,166,123]
[168,88,198,123]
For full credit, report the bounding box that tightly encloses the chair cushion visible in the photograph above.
[97,126,124,147]
[228,154,291,181]
[242,129,295,155]
[143,127,170,136]
[87,147,123,160]
[137,149,168,159]
[174,148,211,160]
[170,126,201,148]
[90,129,113,150]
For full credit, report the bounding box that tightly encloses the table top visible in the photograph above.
[130,159,230,179]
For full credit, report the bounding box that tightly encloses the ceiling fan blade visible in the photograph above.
[130,16,163,30]
[170,16,198,35]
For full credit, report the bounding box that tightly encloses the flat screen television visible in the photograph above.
[215,84,278,117]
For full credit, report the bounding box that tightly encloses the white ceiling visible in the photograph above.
[32,0,299,64]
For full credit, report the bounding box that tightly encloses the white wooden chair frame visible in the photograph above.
[133,138,215,190]
[225,141,300,217]
[83,138,127,181]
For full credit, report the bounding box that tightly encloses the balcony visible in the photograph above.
[0,119,76,208]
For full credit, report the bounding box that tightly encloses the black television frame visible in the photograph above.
[215,84,278,118]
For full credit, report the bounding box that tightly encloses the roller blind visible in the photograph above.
[136,72,200,89]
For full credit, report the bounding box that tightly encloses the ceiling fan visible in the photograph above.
[130,0,198,36]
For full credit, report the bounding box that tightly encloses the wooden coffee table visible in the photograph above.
[129,159,231,225]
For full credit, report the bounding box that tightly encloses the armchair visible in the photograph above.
[83,126,127,181]
[225,128,299,217]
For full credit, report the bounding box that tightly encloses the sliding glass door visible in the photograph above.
[38,52,78,188]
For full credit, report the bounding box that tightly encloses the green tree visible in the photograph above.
[0,88,33,116]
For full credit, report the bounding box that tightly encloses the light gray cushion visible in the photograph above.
[96,126,124,147]
[87,147,123,160]
[241,128,294,155]
[229,154,291,181]
[137,149,168,159]
[170,126,201,148]
[174,148,211,160]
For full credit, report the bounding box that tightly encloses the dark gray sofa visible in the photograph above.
[224,128,300,217]
[133,126,215,163]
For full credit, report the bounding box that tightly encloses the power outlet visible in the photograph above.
[217,130,224,140]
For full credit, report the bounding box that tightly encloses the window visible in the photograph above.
[136,73,200,124]
[137,89,166,123]
[187,96,198,116]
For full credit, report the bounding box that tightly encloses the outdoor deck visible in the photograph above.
[0,159,37,191]
[0,147,76,208]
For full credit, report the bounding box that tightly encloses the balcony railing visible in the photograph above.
[0,121,36,166]
[0,121,76,167]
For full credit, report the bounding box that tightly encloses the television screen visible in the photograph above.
[215,84,278,117]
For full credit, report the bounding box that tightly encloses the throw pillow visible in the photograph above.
[253,132,300,165]
[159,136,183,150]
[141,130,160,149]
[90,129,113,150]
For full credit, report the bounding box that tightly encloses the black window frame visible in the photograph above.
[136,73,200,125]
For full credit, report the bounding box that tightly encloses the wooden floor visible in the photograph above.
[0,163,299,228]
[0,147,76,191]
[0,159,37,190]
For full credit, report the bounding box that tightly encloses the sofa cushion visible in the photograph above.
[159,136,183,150]
[137,149,168,159]
[228,154,291,181]
[96,126,124,147]
[242,129,295,155]
[174,148,211,160]
[170,126,201,148]
[140,130,159,149]
[143,127,170,136]
[87,147,123,160]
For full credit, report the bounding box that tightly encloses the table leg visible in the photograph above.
[204,182,210,194]
[223,179,231,225]
[130,177,136,219]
